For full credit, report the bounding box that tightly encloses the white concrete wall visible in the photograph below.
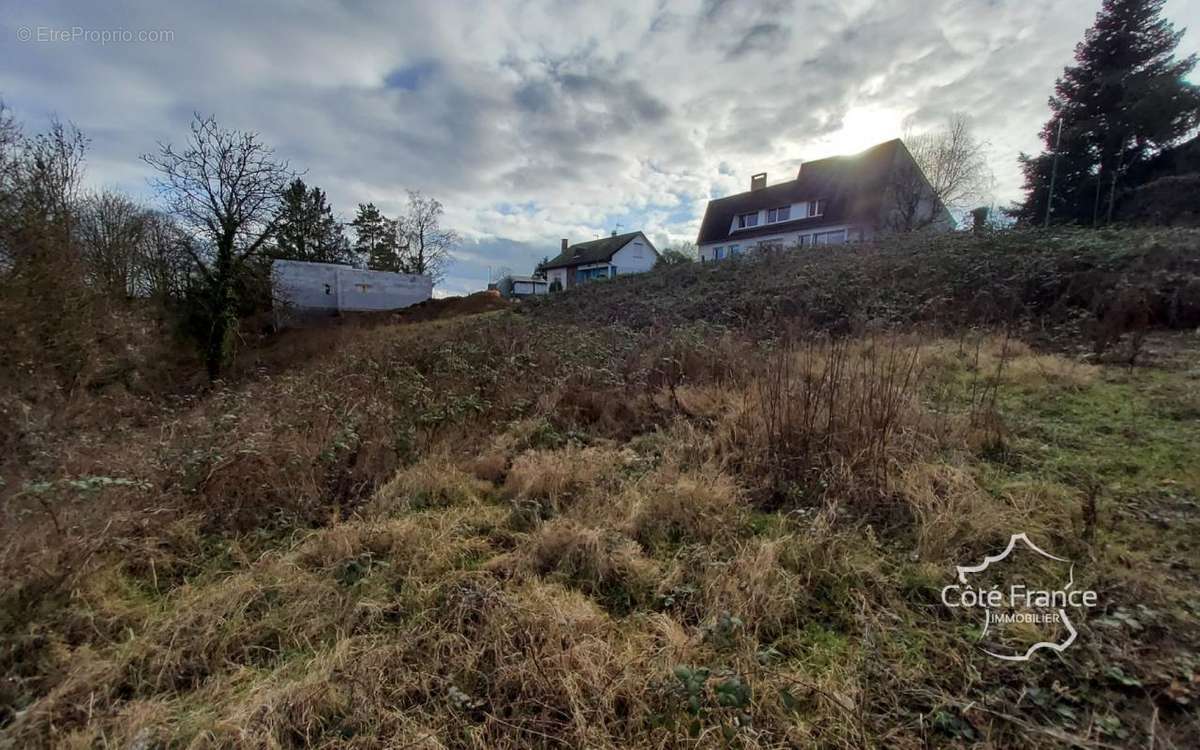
[512,280,548,296]
[698,223,862,262]
[272,260,432,321]
[610,235,657,274]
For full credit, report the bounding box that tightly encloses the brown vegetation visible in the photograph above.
[4,230,1200,748]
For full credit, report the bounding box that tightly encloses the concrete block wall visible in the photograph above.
[272,259,432,325]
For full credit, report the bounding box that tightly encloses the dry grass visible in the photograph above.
[5,307,1198,748]
[519,518,661,613]
[702,335,931,508]
[925,335,1100,392]
[503,445,633,518]
[626,467,744,549]
[894,461,1017,562]
[368,454,493,515]
[468,450,509,483]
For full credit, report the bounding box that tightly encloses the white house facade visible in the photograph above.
[541,231,658,290]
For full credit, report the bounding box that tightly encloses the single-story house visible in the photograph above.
[695,139,953,261]
[490,274,549,299]
[540,231,659,290]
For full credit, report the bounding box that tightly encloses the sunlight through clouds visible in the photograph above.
[807,105,908,160]
[1,0,1197,295]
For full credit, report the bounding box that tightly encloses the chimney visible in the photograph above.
[561,238,568,253]
[750,172,767,191]
[611,229,618,237]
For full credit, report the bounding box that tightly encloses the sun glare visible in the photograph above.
[810,105,906,158]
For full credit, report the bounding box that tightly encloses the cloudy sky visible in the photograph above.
[3,0,1198,295]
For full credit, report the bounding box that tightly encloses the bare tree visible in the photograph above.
[887,114,993,231]
[138,211,197,304]
[0,105,88,260]
[397,190,458,284]
[143,114,294,379]
[0,114,93,386]
[0,102,23,269]
[0,100,22,232]
[13,117,88,231]
[78,189,148,297]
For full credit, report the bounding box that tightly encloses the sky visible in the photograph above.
[3,0,1198,296]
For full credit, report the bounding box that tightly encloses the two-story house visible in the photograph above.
[540,231,659,290]
[695,139,952,261]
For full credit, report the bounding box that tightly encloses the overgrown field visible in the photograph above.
[3,230,1200,748]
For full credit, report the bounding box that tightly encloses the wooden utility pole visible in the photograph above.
[1043,117,1063,229]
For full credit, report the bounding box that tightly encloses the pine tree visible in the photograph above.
[351,202,402,272]
[272,179,355,264]
[1015,0,1200,225]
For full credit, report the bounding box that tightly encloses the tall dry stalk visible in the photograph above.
[749,335,923,503]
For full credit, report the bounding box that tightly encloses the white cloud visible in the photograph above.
[3,0,1198,294]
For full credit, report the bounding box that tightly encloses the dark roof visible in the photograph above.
[541,231,657,270]
[696,139,904,245]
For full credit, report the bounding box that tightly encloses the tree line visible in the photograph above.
[1012,0,1199,225]
[0,109,458,380]
[275,180,458,278]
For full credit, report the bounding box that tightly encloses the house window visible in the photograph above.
[576,266,612,281]
[737,212,758,229]
[729,244,741,257]
[713,247,725,260]
[766,205,791,223]
[633,241,643,258]
[808,199,826,217]
[813,229,846,246]
[758,240,783,252]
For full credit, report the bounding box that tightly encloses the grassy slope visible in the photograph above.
[3,231,1200,748]
[522,227,1200,342]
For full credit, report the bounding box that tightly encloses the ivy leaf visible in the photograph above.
[1104,665,1142,688]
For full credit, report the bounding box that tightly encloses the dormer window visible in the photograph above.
[767,205,791,223]
[737,212,759,229]
[808,199,826,217]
